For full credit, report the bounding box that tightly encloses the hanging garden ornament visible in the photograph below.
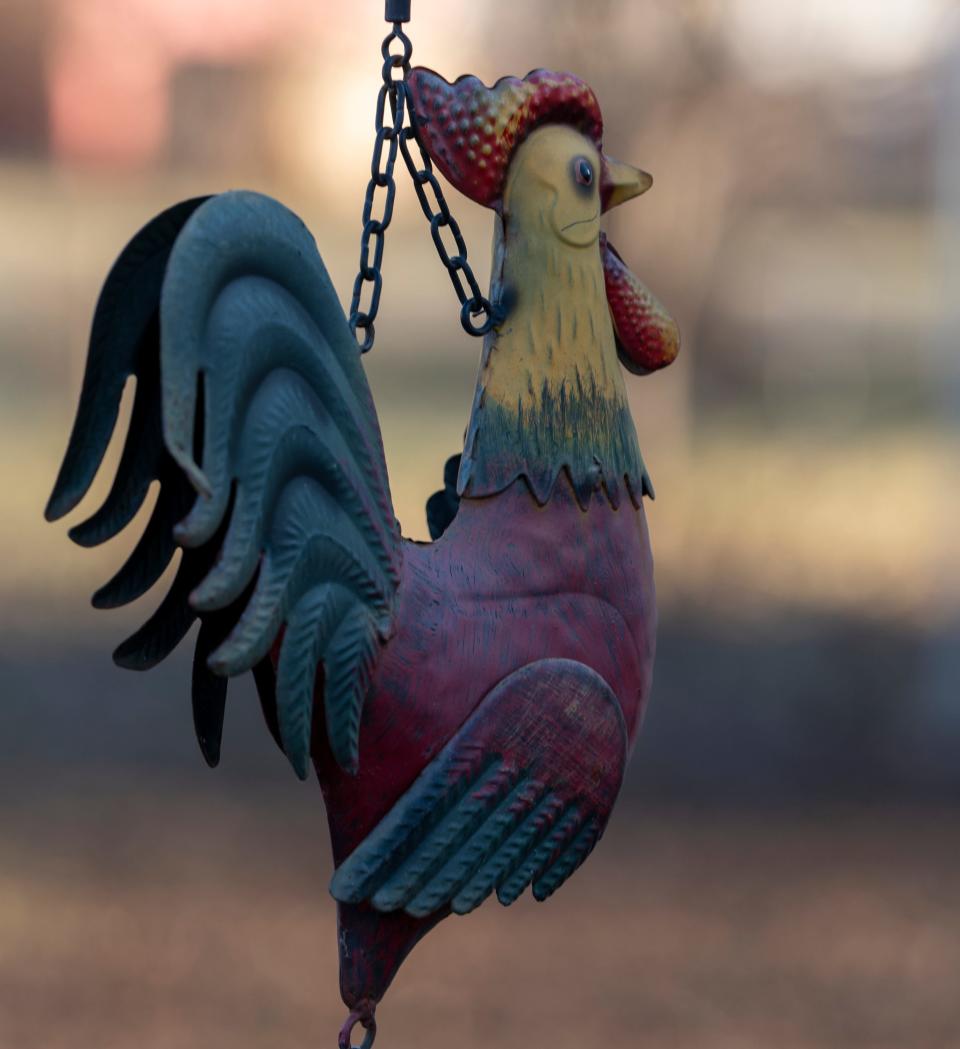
[45,2,679,1046]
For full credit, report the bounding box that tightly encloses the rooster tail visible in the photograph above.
[46,191,402,775]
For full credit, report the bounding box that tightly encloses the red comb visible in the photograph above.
[408,68,604,210]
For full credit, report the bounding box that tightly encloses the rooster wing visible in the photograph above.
[330,658,626,918]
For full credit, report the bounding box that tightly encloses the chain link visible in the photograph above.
[349,20,499,352]
[397,112,497,337]
[348,23,409,352]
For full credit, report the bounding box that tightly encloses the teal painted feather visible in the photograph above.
[277,584,353,778]
[461,373,654,509]
[331,659,627,921]
[323,604,380,774]
[46,191,401,774]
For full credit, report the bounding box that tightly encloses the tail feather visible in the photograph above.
[277,584,353,778]
[47,191,401,774]
[323,605,380,773]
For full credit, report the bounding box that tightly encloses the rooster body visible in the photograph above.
[329,484,656,832]
[46,68,678,1044]
[325,476,655,1007]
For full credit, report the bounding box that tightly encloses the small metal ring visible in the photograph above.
[460,297,497,336]
[350,315,375,354]
[339,1008,377,1049]
[380,28,412,68]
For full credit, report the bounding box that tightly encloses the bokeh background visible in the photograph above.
[2,1,959,1047]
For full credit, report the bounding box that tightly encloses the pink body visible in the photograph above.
[316,478,657,863]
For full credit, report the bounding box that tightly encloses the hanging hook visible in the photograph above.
[385,0,411,22]
[339,1005,377,1049]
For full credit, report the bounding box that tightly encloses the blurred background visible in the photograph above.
[2,1,959,1047]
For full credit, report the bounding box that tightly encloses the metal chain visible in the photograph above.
[349,12,498,353]
[397,100,496,337]
[348,22,410,353]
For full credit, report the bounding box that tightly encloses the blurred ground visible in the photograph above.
[2,601,958,1046]
[3,782,959,1049]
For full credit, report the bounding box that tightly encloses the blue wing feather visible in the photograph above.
[330,659,625,918]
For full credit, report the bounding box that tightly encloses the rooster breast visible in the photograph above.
[317,476,656,863]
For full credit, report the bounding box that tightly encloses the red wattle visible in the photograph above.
[601,234,679,375]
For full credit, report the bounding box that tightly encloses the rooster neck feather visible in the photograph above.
[458,206,652,509]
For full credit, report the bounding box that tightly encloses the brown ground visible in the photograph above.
[2,787,959,1049]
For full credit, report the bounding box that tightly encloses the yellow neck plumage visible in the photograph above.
[456,125,651,509]
[482,207,624,410]
[457,215,650,509]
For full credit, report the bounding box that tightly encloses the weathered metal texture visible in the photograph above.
[316,477,654,1009]
[46,191,401,778]
[47,63,679,1049]
[332,655,625,916]
[316,487,655,850]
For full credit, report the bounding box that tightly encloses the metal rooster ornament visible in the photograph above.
[45,5,678,1047]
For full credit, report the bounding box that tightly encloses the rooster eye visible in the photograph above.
[573,157,594,188]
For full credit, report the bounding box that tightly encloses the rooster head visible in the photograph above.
[408,66,678,374]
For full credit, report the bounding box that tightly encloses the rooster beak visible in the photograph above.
[601,156,653,213]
